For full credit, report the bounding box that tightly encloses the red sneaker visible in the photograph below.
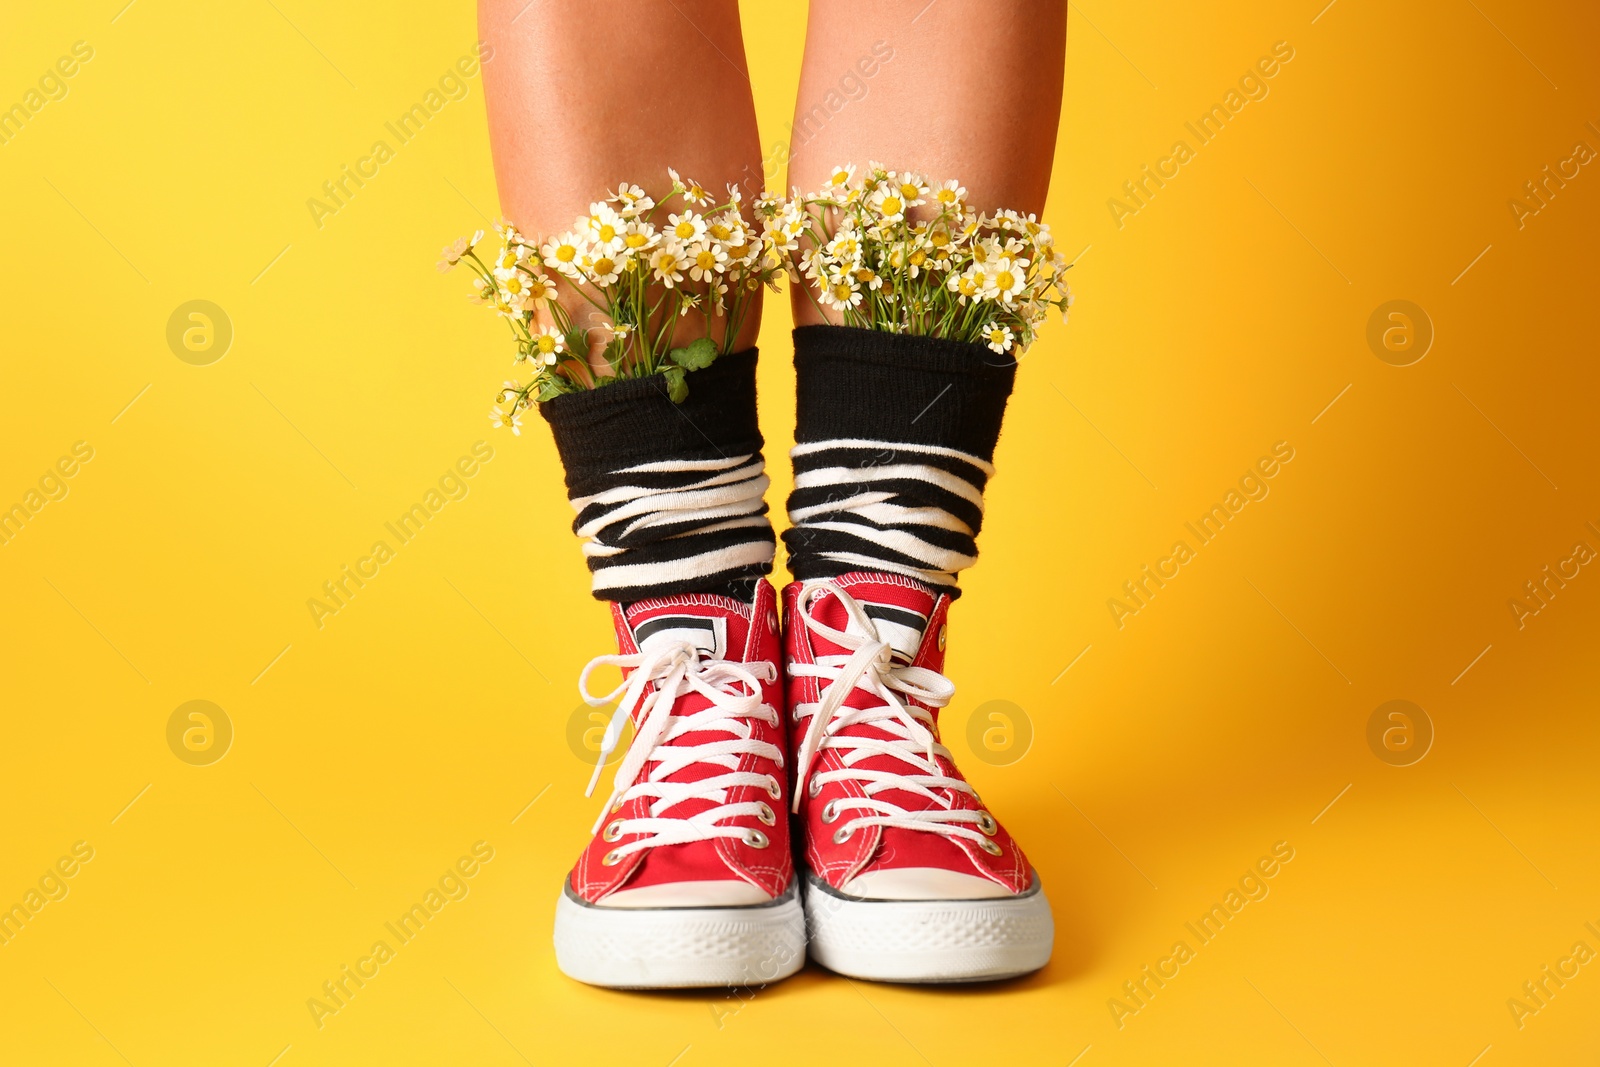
[785,573,1054,982]
[552,582,805,989]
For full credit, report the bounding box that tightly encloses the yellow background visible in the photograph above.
[3,1,1598,1064]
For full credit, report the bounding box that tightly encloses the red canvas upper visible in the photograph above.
[784,572,1032,894]
[568,581,793,904]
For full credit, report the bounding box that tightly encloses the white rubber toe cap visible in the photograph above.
[839,867,1016,901]
[596,879,774,908]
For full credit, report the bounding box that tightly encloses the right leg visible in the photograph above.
[479,0,800,989]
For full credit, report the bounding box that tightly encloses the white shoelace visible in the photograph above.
[579,639,782,859]
[788,579,991,847]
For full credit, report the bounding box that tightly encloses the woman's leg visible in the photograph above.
[777,0,1069,984]
[787,0,1068,325]
[476,2,802,992]
[480,0,764,351]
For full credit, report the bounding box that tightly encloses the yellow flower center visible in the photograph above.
[556,244,577,262]
[900,183,919,199]
[830,171,850,186]
[989,329,1006,345]
[996,270,1016,290]
[696,250,717,269]
[881,196,903,216]
[659,254,678,271]
[594,257,616,276]
[625,232,649,248]
[710,224,732,241]
[597,224,617,242]
[831,283,852,301]
[675,221,696,239]
[536,336,557,353]
[937,189,957,204]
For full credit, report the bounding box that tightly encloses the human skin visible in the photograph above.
[786,0,1068,325]
[478,0,765,363]
[478,0,1068,339]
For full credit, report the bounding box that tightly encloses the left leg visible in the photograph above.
[777,0,1069,984]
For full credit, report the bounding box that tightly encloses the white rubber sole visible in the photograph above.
[553,881,806,989]
[803,870,1054,983]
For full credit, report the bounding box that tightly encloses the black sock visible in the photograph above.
[540,349,774,603]
[783,326,1017,598]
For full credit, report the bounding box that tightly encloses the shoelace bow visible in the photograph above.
[578,638,781,858]
[788,579,993,847]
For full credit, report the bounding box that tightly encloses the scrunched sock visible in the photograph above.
[783,326,1017,599]
[541,348,774,602]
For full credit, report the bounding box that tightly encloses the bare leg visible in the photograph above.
[787,0,1068,325]
[478,0,764,352]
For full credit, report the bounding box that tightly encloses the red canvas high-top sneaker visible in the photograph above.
[785,573,1054,982]
[552,581,805,989]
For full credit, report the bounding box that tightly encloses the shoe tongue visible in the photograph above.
[820,573,936,663]
[624,595,750,660]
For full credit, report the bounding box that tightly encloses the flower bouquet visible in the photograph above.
[440,170,782,433]
[762,162,1072,356]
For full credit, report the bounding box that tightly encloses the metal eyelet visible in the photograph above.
[756,803,776,826]
[937,624,948,652]
[767,609,780,634]
[602,820,624,843]
[832,826,854,845]
[744,829,770,849]
[766,776,783,800]
[978,837,1004,856]
[975,810,998,836]
[808,777,823,798]
[820,800,840,824]
[601,849,623,866]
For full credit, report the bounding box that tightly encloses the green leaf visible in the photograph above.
[537,381,564,401]
[668,337,718,371]
[662,366,689,403]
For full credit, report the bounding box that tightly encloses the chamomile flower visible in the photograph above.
[607,183,654,216]
[819,276,862,311]
[983,322,1014,354]
[530,326,565,364]
[668,168,713,206]
[437,236,470,272]
[540,232,585,279]
[933,180,967,211]
[620,219,661,255]
[585,203,628,252]
[667,210,707,245]
[584,251,623,286]
[868,185,908,223]
[706,212,746,248]
[949,267,984,305]
[895,173,930,207]
[522,272,557,305]
[687,242,727,282]
[650,244,687,288]
[826,164,856,191]
[489,405,525,435]
[985,257,1027,304]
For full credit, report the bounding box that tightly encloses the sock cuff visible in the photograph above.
[792,326,1016,459]
[540,348,762,494]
